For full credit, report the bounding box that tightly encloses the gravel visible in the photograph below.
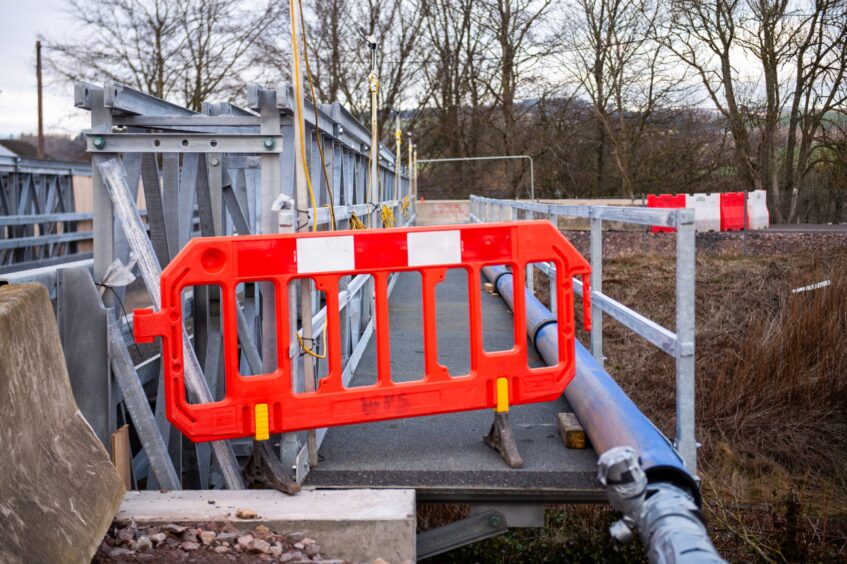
[92,521,346,563]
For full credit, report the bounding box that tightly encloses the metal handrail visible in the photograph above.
[469,194,697,475]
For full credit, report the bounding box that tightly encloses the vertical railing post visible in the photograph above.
[589,209,603,365]
[88,87,117,456]
[90,88,114,302]
[675,208,697,474]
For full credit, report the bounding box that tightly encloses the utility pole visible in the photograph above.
[35,40,45,159]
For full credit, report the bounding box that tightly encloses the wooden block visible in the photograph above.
[557,413,588,449]
[484,282,498,296]
[111,424,132,490]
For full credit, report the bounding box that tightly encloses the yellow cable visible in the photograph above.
[297,326,327,359]
[289,0,319,231]
[298,0,336,231]
[350,212,366,230]
[380,205,395,227]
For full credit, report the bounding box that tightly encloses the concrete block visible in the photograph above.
[0,283,125,564]
[416,199,470,226]
[116,489,416,563]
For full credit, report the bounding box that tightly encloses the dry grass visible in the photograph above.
[428,245,847,561]
[590,249,847,561]
[594,252,847,486]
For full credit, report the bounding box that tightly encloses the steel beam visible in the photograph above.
[108,315,181,490]
[104,82,198,117]
[86,133,282,154]
[96,156,245,489]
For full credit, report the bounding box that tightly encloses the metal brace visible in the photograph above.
[416,504,544,560]
[483,412,524,468]
[244,441,301,495]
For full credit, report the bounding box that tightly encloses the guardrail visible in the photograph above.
[470,195,698,474]
[0,158,93,273]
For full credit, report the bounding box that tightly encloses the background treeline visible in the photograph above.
[46,0,847,222]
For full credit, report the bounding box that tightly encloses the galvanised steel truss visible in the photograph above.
[18,81,414,491]
[0,156,92,273]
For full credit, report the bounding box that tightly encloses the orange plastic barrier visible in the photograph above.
[133,221,591,442]
[720,192,746,231]
[647,194,686,233]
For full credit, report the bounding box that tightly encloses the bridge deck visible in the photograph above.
[306,270,603,503]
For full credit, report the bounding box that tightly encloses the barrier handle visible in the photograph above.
[133,308,168,343]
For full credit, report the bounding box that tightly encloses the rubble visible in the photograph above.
[93,522,346,563]
[236,508,259,519]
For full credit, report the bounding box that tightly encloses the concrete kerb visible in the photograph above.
[116,488,416,563]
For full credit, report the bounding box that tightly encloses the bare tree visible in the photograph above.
[43,0,280,109]
[556,0,685,198]
[412,0,493,195]
[296,0,423,138]
[479,0,553,198]
[177,0,282,110]
[778,0,847,220]
[668,0,847,221]
[43,0,181,98]
[419,1,490,152]
[666,0,761,192]
[308,0,350,103]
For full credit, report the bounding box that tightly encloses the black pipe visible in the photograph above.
[481,265,699,502]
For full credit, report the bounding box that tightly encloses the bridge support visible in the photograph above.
[417,504,544,560]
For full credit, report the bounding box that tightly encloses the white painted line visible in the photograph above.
[296,236,355,273]
[791,280,831,294]
[407,230,461,266]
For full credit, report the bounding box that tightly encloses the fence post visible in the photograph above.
[675,208,697,474]
[589,210,603,366]
[90,88,114,304]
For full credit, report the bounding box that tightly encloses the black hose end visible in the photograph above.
[645,466,702,508]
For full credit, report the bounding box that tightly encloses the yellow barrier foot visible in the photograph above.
[484,377,524,468]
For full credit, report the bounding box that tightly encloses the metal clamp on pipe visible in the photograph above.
[598,447,725,563]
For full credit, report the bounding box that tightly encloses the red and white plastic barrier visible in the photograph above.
[685,193,720,232]
[646,190,769,233]
[647,194,686,233]
[747,190,770,230]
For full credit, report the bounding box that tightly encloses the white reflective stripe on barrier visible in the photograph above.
[748,189,770,230]
[296,236,356,273]
[685,193,720,233]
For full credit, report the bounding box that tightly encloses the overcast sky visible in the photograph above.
[0,0,89,137]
